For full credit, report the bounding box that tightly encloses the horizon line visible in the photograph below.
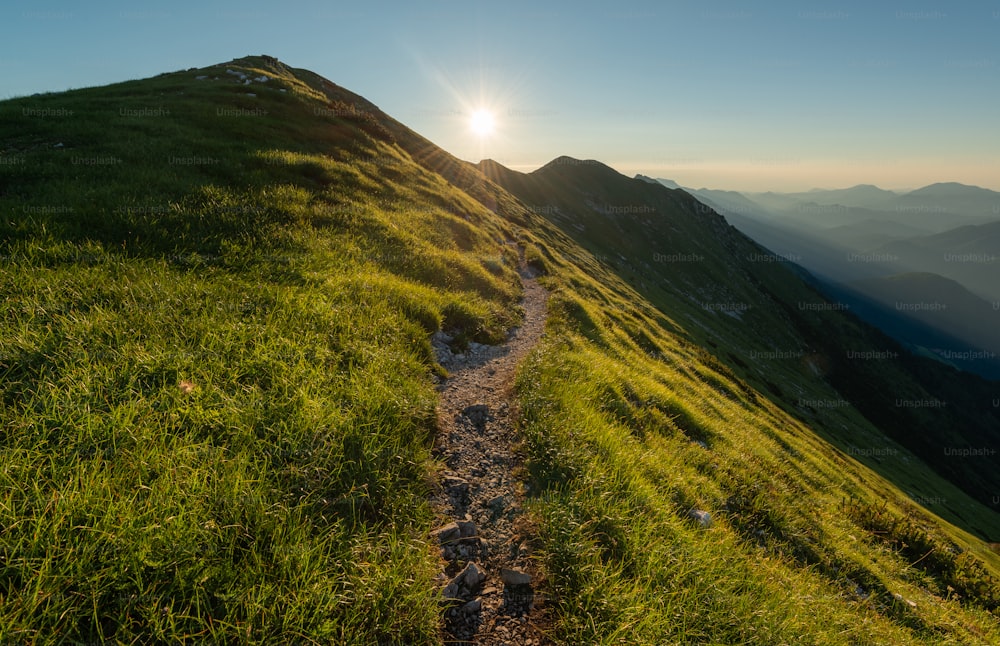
[479,159,1000,195]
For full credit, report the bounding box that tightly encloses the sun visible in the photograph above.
[469,109,495,136]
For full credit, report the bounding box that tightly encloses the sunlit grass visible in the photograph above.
[513,250,1000,643]
[0,56,522,643]
[2,54,998,644]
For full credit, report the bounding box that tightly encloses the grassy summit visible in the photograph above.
[1,55,523,642]
[1,56,998,643]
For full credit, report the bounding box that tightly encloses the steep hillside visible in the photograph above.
[481,160,1000,643]
[483,158,1000,533]
[2,56,999,644]
[0,55,527,643]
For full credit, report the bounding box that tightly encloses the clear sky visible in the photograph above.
[3,0,998,192]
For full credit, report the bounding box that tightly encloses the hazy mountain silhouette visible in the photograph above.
[655,178,1000,378]
[749,184,903,212]
[841,273,1000,379]
[874,221,1000,301]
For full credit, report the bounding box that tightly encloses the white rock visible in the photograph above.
[195,75,208,80]
[689,509,712,528]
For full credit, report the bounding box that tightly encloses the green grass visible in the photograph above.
[512,220,1000,644]
[519,270,1000,644]
[3,55,999,644]
[0,56,522,643]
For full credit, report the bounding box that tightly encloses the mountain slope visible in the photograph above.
[874,221,1000,301]
[0,55,529,643]
[483,160,1000,643]
[486,159,1000,525]
[2,57,999,644]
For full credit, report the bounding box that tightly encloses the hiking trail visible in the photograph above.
[429,254,551,646]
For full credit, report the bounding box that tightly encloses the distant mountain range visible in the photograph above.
[774,184,903,210]
[652,178,1000,379]
[745,182,1000,229]
[874,221,1000,301]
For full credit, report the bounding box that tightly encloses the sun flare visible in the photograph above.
[469,109,495,136]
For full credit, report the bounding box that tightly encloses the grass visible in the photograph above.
[505,177,1000,643]
[0,56,522,643]
[3,54,998,644]
[516,269,1000,643]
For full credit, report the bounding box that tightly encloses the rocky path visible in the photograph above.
[429,260,550,646]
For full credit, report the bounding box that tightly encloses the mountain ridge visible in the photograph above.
[2,55,999,644]
[486,157,1000,522]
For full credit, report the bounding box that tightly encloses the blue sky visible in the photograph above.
[3,0,998,191]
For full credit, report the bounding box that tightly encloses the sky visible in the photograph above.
[2,0,998,192]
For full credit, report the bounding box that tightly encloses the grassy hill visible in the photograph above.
[2,56,999,643]
[1,55,526,643]
[485,158,1000,642]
